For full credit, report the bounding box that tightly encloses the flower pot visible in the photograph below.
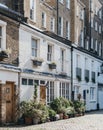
[33,118,40,125]
[25,117,32,125]
[63,115,68,119]
[59,113,63,120]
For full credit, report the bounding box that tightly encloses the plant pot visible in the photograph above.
[33,118,40,125]
[63,115,68,119]
[59,113,63,120]
[25,117,32,125]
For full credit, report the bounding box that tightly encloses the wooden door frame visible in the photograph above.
[6,81,15,123]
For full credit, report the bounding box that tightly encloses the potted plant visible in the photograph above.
[48,108,56,121]
[20,101,33,125]
[0,50,8,61]
[49,62,56,69]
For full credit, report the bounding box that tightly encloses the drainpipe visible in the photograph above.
[89,0,91,50]
[71,46,74,101]
[57,0,59,35]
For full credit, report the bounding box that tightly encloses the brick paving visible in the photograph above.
[0,110,103,130]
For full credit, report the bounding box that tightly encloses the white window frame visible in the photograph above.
[47,44,53,61]
[58,17,63,36]
[80,30,84,47]
[31,38,38,57]
[66,21,70,40]
[66,0,70,9]
[99,10,102,19]
[42,12,46,28]
[59,82,69,99]
[91,38,93,49]
[0,20,6,51]
[91,18,93,28]
[90,87,95,101]
[59,0,63,4]
[80,9,84,20]
[99,25,101,34]
[86,40,89,50]
[95,22,97,31]
[47,81,54,104]
[99,43,102,56]
[95,40,97,51]
[50,17,55,32]
[60,49,65,72]
[30,0,36,22]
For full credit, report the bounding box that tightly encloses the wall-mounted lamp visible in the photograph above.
[98,63,103,76]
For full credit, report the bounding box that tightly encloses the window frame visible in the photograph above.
[31,38,38,57]
[42,12,46,28]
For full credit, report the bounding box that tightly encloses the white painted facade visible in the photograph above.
[19,24,71,104]
[73,48,103,111]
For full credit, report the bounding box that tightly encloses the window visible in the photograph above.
[31,39,38,57]
[0,26,2,49]
[47,44,53,61]
[66,0,70,9]
[95,40,97,51]
[85,40,89,50]
[99,25,101,34]
[22,78,27,85]
[0,20,6,51]
[58,17,63,36]
[61,49,65,72]
[90,87,95,101]
[99,43,102,56]
[80,9,84,20]
[50,17,55,32]
[59,0,63,4]
[80,30,84,47]
[42,12,46,28]
[99,10,102,19]
[95,7,98,15]
[91,0,94,12]
[66,21,70,40]
[76,5,79,17]
[30,0,36,20]
[91,38,93,49]
[59,82,69,99]
[28,79,33,85]
[47,81,54,104]
[95,22,97,31]
[91,18,93,28]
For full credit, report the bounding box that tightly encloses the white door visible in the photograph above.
[98,87,103,109]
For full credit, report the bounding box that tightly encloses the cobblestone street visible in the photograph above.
[0,110,103,130]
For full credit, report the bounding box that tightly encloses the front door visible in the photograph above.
[5,82,14,123]
[40,86,46,105]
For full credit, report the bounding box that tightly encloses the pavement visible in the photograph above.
[0,110,103,130]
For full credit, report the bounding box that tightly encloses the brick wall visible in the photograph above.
[0,14,19,66]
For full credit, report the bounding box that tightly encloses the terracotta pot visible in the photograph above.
[59,113,63,120]
[25,117,32,125]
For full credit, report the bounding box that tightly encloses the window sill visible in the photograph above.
[90,100,96,103]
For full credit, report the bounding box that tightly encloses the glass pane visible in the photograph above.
[22,78,27,85]
[28,79,33,85]
[0,27,2,36]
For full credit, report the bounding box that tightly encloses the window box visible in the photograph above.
[0,50,8,61]
[59,72,67,77]
[49,62,56,69]
[32,57,43,66]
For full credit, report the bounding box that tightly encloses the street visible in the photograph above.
[0,110,103,130]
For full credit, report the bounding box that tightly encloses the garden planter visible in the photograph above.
[49,64,56,69]
[63,115,68,119]
[33,118,40,124]
[33,60,42,66]
[59,113,63,120]
[25,117,32,125]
